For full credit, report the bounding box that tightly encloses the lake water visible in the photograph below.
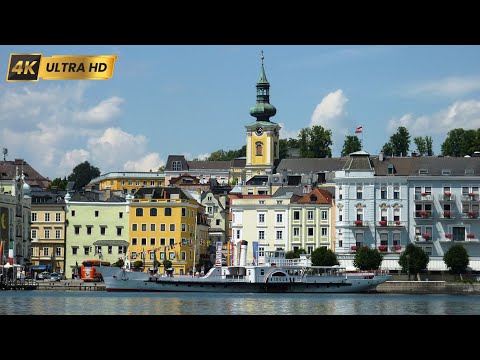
[1,291,479,315]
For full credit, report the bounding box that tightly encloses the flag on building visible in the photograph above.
[355,126,363,134]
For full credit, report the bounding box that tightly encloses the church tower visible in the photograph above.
[245,51,281,180]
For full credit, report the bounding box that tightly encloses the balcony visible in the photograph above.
[439,211,455,220]
[350,220,369,227]
[439,193,455,202]
[461,212,478,220]
[461,194,479,202]
[414,193,433,201]
[376,220,406,228]
[414,211,433,220]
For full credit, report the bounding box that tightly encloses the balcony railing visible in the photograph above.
[414,211,433,219]
[439,211,455,220]
[414,193,433,201]
[376,220,406,227]
[351,220,369,227]
[461,212,478,220]
[439,194,455,202]
[461,194,479,202]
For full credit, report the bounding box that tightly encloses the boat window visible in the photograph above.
[260,269,264,275]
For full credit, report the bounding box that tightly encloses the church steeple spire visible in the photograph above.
[249,51,276,122]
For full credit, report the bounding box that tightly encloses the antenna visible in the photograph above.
[2,148,7,161]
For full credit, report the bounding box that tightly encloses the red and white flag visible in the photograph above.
[355,126,363,134]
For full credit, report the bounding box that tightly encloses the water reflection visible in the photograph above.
[0,292,479,315]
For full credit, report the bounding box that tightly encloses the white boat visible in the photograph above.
[98,249,391,293]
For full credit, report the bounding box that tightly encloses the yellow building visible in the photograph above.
[88,172,165,194]
[129,187,208,275]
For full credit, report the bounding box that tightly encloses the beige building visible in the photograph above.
[30,190,67,273]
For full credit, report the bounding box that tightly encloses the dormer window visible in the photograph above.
[387,164,394,175]
[310,195,317,203]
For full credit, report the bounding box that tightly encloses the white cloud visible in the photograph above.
[123,153,165,172]
[196,153,210,160]
[60,149,90,172]
[74,96,123,123]
[278,122,299,140]
[407,76,480,97]
[387,99,480,136]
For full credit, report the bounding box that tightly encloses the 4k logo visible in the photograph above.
[6,54,42,82]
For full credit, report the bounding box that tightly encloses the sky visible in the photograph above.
[1,45,480,179]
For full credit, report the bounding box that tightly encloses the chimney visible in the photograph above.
[379,151,384,162]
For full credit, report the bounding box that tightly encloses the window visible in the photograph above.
[393,233,400,246]
[132,238,137,245]
[393,186,400,199]
[169,238,175,246]
[136,208,143,216]
[356,209,363,221]
[143,180,148,186]
[387,164,395,175]
[258,247,265,257]
[31,229,37,239]
[308,228,314,236]
[181,251,186,261]
[321,228,327,236]
[170,224,175,232]
[258,231,265,240]
[380,186,387,199]
[132,224,138,231]
[169,252,175,260]
[258,213,265,223]
[356,186,363,200]
[255,142,263,156]
[276,231,282,240]
[31,213,37,222]
[216,219,220,226]
[236,230,240,239]
[394,208,400,221]
[150,208,158,216]
[84,247,90,256]
[293,211,300,220]
[165,208,172,216]
[277,200,283,205]
[207,206,213,214]
[136,180,140,186]
[72,247,78,255]
[119,212,123,219]
[121,180,125,186]
[74,226,80,235]
[95,211,99,217]
[181,208,186,216]
[148,223,155,232]
[117,227,122,236]
[160,224,166,231]
[150,238,156,246]
[141,238,147,246]
[108,246,112,254]
[55,229,61,239]
[355,232,364,247]
[119,246,127,255]
[55,212,61,222]
[44,213,50,222]
[307,211,313,220]
[151,180,155,186]
[128,180,132,186]
[87,226,92,235]
[276,213,283,223]
[321,211,327,220]
[380,233,388,246]
[44,229,50,239]
[307,246,314,254]
[160,238,166,246]
[181,224,186,231]
[100,226,106,235]
[141,224,147,231]
[293,228,300,236]
[95,246,102,255]
[71,210,76,217]
[338,240,343,248]
[381,208,387,221]
[259,200,265,204]
[131,252,137,260]
[339,209,343,222]
[172,161,182,171]
[42,247,49,256]
[160,252,165,260]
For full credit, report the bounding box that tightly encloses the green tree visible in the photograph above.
[67,161,101,190]
[311,247,339,266]
[206,146,246,161]
[441,128,480,157]
[285,248,306,259]
[163,259,173,269]
[398,244,429,280]
[382,126,410,157]
[413,136,427,155]
[133,260,143,269]
[279,139,289,160]
[111,258,124,268]
[341,135,362,156]
[425,136,434,156]
[48,177,68,190]
[353,246,383,270]
[298,125,332,158]
[443,244,469,276]
[158,165,166,172]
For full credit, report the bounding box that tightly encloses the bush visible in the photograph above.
[443,244,469,275]
[311,247,339,266]
[398,244,429,277]
[133,260,143,269]
[353,246,383,270]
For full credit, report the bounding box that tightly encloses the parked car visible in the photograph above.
[36,272,50,280]
[49,273,62,281]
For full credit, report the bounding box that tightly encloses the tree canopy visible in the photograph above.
[285,248,306,259]
[413,136,434,156]
[441,128,480,157]
[353,246,383,270]
[341,135,362,156]
[206,145,246,161]
[67,161,101,190]
[311,247,339,266]
[299,125,333,158]
[398,244,429,277]
[443,244,469,275]
[382,126,411,157]
[48,177,68,190]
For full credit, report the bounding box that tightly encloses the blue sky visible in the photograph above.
[1,45,480,179]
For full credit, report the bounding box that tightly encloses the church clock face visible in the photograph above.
[255,127,263,136]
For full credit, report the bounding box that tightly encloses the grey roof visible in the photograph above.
[372,156,480,176]
[134,187,191,200]
[30,189,67,204]
[187,160,231,170]
[165,155,189,171]
[276,158,347,174]
[231,157,246,168]
[0,159,50,189]
[93,240,129,247]
[272,186,306,197]
[343,155,373,170]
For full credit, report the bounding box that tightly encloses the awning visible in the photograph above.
[93,240,129,247]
